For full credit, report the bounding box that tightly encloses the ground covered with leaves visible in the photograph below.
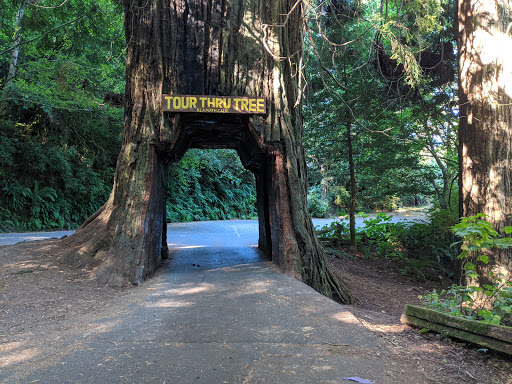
[328,253,512,383]
[0,239,510,383]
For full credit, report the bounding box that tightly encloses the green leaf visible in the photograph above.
[478,255,489,264]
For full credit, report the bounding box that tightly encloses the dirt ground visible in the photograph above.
[328,253,512,384]
[0,239,511,383]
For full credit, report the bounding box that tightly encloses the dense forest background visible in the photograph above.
[0,0,457,232]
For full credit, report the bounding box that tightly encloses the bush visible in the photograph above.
[317,208,460,280]
[166,149,257,222]
[374,195,402,211]
[0,117,119,231]
[420,214,512,327]
[307,186,331,218]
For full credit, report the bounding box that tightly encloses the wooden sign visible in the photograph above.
[163,95,266,114]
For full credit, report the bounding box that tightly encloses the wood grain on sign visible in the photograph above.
[162,95,266,114]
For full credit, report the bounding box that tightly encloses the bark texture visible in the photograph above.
[457,0,512,284]
[58,0,352,302]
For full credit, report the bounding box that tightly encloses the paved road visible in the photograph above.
[0,212,426,247]
[0,230,74,246]
[0,220,422,383]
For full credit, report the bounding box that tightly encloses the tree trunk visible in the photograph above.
[427,142,450,210]
[347,121,357,249]
[0,0,27,111]
[7,0,26,82]
[320,164,328,201]
[57,0,352,302]
[457,0,512,285]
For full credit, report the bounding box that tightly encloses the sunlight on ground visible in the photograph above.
[158,282,215,296]
[82,319,123,338]
[171,245,207,250]
[0,341,39,368]
[145,299,195,309]
[206,264,269,273]
[225,280,270,298]
[331,311,360,325]
[358,320,407,334]
[312,364,335,372]
[4,260,47,271]
[0,340,27,353]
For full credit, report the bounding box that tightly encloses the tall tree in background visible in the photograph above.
[57,0,351,302]
[304,0,456,221]
[457,0,512,283]
[0,0,26,109]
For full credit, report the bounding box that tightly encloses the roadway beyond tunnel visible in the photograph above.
[0,220,427,383]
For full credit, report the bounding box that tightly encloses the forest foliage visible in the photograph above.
[0,0,125,230]
[1,0,457,236]
[0,0,256,230]
[304,0,457,218]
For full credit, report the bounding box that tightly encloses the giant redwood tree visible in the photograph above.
[458,0,512,284]
[57,0,352,302]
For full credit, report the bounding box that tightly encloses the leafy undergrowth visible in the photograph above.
[318,211,512,327]
[420,214,512,327]
[321,211,512,383]
[317,209,459,282]
[327,252,512,384]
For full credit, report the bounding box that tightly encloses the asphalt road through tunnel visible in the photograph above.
[0,220,424,383]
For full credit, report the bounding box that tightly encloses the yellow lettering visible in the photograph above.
[181,96,189,109]
[165,96,173,110]
[164,96,266,113]
[257,98,265,113]
[249,99,257,112]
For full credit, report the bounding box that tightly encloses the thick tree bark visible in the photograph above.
[457,0,512,285]
[57,0,352,302]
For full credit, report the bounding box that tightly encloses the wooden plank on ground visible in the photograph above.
[401,304,512,356]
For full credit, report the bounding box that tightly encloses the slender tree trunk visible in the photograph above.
[56,0,352,302]
[0,0,27,111]
[427,142,450,210]
[347,122,357,248]
[7,0,26,81]
[320,164,328,201]
[457,0,512,285]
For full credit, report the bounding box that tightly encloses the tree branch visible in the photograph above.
[0,13,86,56]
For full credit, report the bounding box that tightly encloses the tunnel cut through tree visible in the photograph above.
[57,0,352,303]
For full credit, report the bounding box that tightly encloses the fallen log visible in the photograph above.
[401,304,512,356]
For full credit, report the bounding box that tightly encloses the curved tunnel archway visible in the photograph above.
[160,113,272,264]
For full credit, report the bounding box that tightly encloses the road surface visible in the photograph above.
[0,211,426,247]
[0,220,426,383]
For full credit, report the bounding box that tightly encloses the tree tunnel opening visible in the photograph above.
[166,148,257,223]
[161,114,273,263]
